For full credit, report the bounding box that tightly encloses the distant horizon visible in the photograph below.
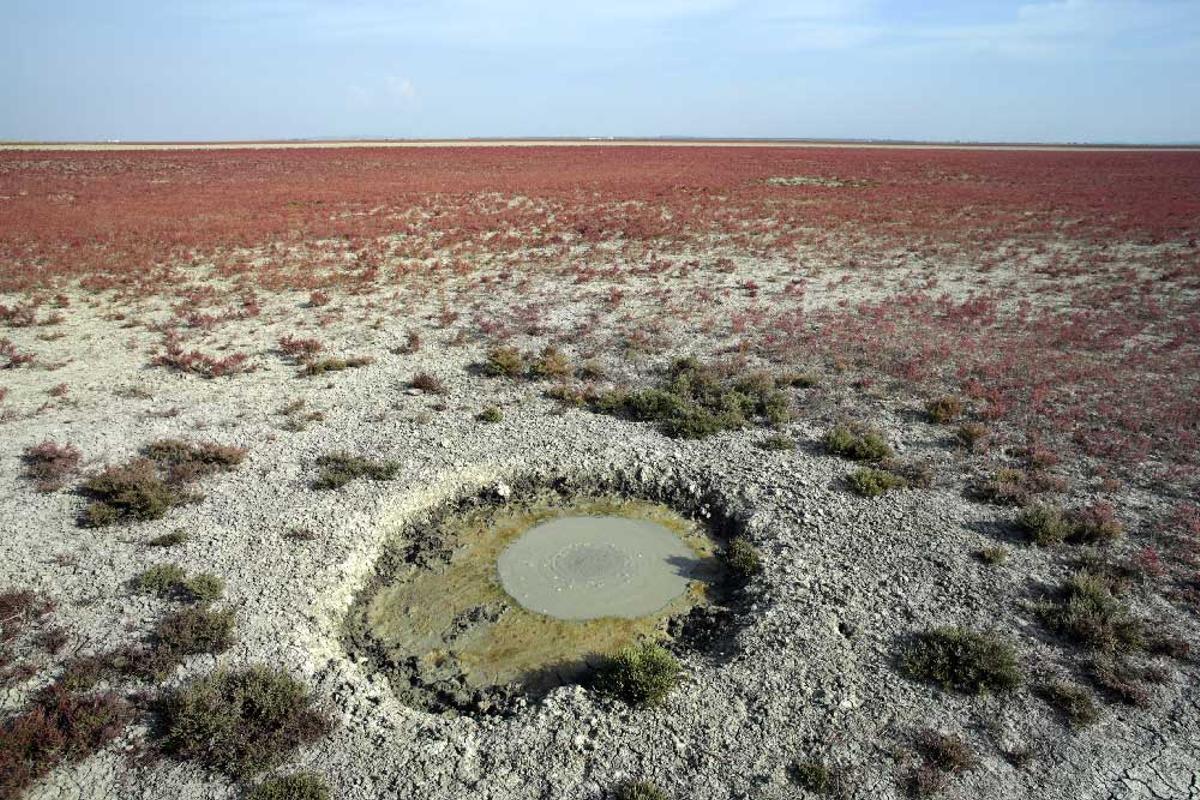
[4,135,1199,150]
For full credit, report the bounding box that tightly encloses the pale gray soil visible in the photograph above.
[1,243,1197,800]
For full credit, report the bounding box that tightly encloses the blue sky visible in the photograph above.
[3,1,1198,142]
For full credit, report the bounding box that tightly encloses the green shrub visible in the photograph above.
[246,772,331,800]
[134,564,189,597]
[482,346,524,377]
[954,423,988,449]
[148,530,189,547]
[1017,504,1072,547]
[723,538,762,583]
[759,434,795,451]
[302,356,372,376]
[312,452,398,490]
[146,606,236,678]
[478,406,503,423]
[898,627,1021,694]
[594,642,681,708]
[1036,680,1098,728]
[847,468,907,497]
[791,759,852,796]
[925,396,964,424]
[588,359,788,440]
[80,459,186,527]
[1036,570,1144,653]
[613,780,669,800]
[823,424,892,461]
[142,439,246,483]
[1088,656,1152,706]
[158,666,333,778]
[529,346,573,380]
[976,547,1008,566]
[182,573,225,604]
[914,729,975,773]
[133,566,223,604]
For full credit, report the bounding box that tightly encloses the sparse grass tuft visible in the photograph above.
[148,530,188,547]
[847,467,907,497]
[312,452,398,490]
[529,346,573,380]
[143,439,246,484]
[1071,502,1124,543]
[590,359,789,439]
[723,538,762,584]
[899,627,1021,694]
[79,459,186,527]
[482,346,524,378]
[954,423,988,450]
[612,781,669,800]
[976,547,1008,565]
[158,665,333,778]
[823,424,892,461]
[410,372,446,394]
[1036,680,1099,728]
[132,565,224,604]
[302,355,373,376]
[246,773,331,800]
[759,433,795,451]
[1088,656,1154,707]
[925,396,964,424]
[1017,504,1072,547]
[791,759,852,796]
[1036,570,1144,653]
[593,642,681,708]
[21,441,82,492]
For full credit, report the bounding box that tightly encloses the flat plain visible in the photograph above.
[1,144,1199,799]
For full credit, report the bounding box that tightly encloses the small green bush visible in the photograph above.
[147,606,236,678]
[529,346,573,380]
[976,547,1008,565]
[143,439,246,483]
[823,424,892,462]
[954,423,988,449]
[148,530,188,547]
[1017,504,1072,547]
[914,729,975,773]
[182,573,225,604]
[80,459,186,527]
[312,452,398,490]
[478,406,503,423]
[588,359,788,440]
[302,356,372,376]
[791,759,852,796]
[482,346,524,378]
[158,666,333,778]
[1037,680,1099,728]
[134,564,189,597]
[723,538,762,583]
[925,396,964,424]
[246,772,331,800]
[847,467,907,497]
[613,780,669,800]
[1036,570,1144,653]
[898,627,1021,694]
[594,642,681,708]
[758,433,795,452]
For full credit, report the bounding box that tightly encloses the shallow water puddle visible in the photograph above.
[362,496,717,692]
[498,515,702,620]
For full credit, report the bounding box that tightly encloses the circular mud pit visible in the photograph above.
[344,489,736,713]
[497,515,703,620]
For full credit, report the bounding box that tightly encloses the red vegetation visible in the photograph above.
[1,147,1196,294]
[21,441,82,492]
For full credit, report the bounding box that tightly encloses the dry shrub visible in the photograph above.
[21,441,81,492]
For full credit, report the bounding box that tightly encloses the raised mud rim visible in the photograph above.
[340,469,762,716]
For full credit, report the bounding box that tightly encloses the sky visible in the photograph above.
[2,0,1198,143]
